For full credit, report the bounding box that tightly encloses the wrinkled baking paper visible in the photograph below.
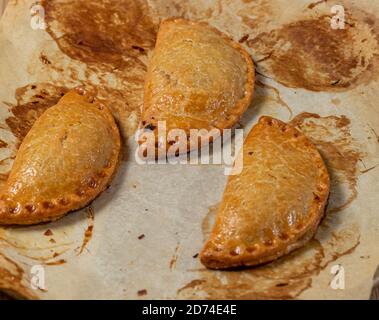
[0,0,378,299]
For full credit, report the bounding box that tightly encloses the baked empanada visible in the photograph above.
[201,116,330,269]
[0,90,121,225]
[141,18,255,155]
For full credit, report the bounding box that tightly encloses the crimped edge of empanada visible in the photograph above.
[140,18,255,157]
[0,90,121,225]
[200,116,330,269]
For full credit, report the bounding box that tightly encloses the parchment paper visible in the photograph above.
[0,0,378,299]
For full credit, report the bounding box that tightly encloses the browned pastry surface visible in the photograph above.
[0,91,121,225]
[141,18,255,154]
[201,116,330,269]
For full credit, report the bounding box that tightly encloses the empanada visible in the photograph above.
[201,116,330,269]
[141,18,255,155]
[0,90,121,225]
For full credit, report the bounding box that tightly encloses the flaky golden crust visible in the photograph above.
[200,116,330,269]
[140,18,255,155]
[0,91,121,225]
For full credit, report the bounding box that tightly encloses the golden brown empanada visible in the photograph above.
[201,116,330,269]
[141,18,255,155]
[0,90,121,225]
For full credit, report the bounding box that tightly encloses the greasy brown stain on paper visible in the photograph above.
[169,242,180,271]
[77,206,95,255]
[0,207,95,266]
[248,10,379,91]
[39,53,52,65]
[41,0,159,139]
[308,0,328,10]
[290,113,363,213]
[179,114,362,299]
[45,258,66,266]
[0,140,8,148]
[255,80,293,119]
[0,252,37,299]
[238,0,274,31]
[179,210,360,299]
[177,279,206,294]
[0,226,72,265]
[43,0,157,70]
[4,83,68,146]
[331,98,341,106]
[148,0,222,21]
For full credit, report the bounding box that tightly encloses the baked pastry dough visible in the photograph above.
[141,18,255,155]
[201,116,330,269]
[0,90,121,225]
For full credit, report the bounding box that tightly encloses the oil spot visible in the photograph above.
[76,206,95,255]
[4,83,68,147]
[290,113,363,212]
[331,98,341,106]
[248,10,379,91]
